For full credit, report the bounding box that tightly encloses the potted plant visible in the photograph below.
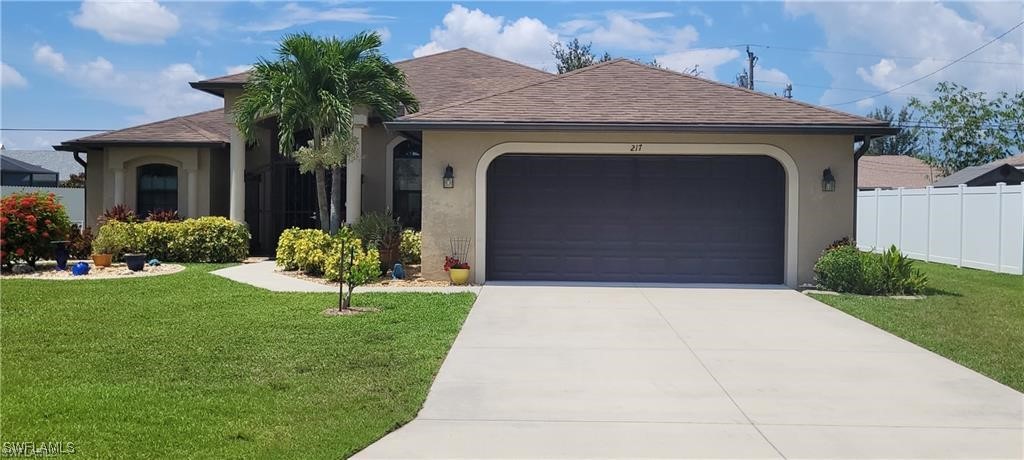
[90,233,117,267]
[114,222,145,272]
[353,211,402,273]
[444,256,471,285]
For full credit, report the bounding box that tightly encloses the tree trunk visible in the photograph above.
[314,169,330,232]
[330,165,342,234]
[312,126,330,232]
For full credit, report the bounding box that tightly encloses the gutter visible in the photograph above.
[55,141,229,152]
[384,120,900,136]
[852,136,873,242]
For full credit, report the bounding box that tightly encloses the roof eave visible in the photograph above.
[55,140,229,152]
[385,120,900,136]
[188,81,242,97]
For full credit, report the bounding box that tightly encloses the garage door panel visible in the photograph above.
[487,154,784,283]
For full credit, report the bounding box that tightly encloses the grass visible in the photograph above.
[0,265,475,458]
[810,261,1024,392]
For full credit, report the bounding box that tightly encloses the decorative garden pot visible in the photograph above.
[51,240,70,270]
[378,241,400,272]
[124,253,147,272]
[449,268,470,285]
[91,254,113,267]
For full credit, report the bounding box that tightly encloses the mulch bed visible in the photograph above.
[1,261,185,280]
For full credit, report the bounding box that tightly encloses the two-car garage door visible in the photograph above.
[486,154,786,284]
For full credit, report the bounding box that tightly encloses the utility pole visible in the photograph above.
[746,46,758,90]
[784,84,793,99]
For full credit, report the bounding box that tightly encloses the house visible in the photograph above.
[857,155,939,190]
[1,155,59,186]
[56,48,896,286]
[1,150,87,226]
[931,160,1024,187]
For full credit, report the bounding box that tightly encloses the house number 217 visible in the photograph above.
[630,144,643,152]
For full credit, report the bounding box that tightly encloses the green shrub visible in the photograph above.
[877,245,928,295]
[814,245,871,293]
[276,228,327,271]
[814,244,927,295]
[399,229,421,265]
[1,192,73,268]
[94,217,249,263]
[275,226,380,283]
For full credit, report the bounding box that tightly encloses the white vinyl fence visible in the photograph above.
[857,184,1024,275]
[1,186,86,228]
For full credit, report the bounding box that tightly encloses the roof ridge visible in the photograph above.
[618,60,887,126]
[178,114,223,142]
[403,58,624,120]
[396,47,552,77]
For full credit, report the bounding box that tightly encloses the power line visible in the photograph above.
[755,79,932,98]
[827,20,1024,107]
[746,43,1024,66]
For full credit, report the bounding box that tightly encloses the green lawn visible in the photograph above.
[810,261,1024,392]
[0,265,475,458]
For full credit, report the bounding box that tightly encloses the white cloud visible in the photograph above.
[1,62,28,88]
[415,4,739,77]
[689,7,713,27]
[241,2,391,32]
[33,44,66,73]
[225,64,253,75]
[785,1,1023,109]
[566,11,697,52]
[72,0,180,44]
[413,4,558,69]
[29,45,219,123]
[655,48,741,80]
[756,65,792,85]
[374,27,392,43]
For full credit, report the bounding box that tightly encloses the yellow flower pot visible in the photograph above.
[449,268,471,285]
[91,254,112,267]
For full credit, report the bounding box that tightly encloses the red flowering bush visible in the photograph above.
[443,256,469,271]
[1,192,72,269]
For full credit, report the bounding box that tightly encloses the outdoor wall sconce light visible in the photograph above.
[443,164,455,189]
[822,167,836,192]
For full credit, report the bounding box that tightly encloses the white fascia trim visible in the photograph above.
[474,142,801,287]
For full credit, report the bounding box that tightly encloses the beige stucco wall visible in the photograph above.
[85,146,219,225]
[419,130,857,286]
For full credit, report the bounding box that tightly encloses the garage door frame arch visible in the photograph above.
[475,142,800,287]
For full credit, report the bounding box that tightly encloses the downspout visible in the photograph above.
[72,150,89,230]
[852,136,872,241]
[72,151,87,169]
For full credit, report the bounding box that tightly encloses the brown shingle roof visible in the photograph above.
[393,59,893,132]
[395,48,552,112]
[190,48,553,112]
[857,155,940,189]
[57,109,228,150]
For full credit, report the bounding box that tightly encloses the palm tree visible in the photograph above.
[233,31,417,232]
[325,32,418,232]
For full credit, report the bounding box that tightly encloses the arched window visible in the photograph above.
[137,164,178,217]
[393,140,422,229]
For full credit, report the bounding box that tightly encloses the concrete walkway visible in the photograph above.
[210,261,480,293]
[356,284,1023,459]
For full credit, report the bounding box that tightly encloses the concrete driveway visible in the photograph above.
[356,284,1023,459]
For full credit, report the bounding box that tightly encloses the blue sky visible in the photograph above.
[1,1,1022,149]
